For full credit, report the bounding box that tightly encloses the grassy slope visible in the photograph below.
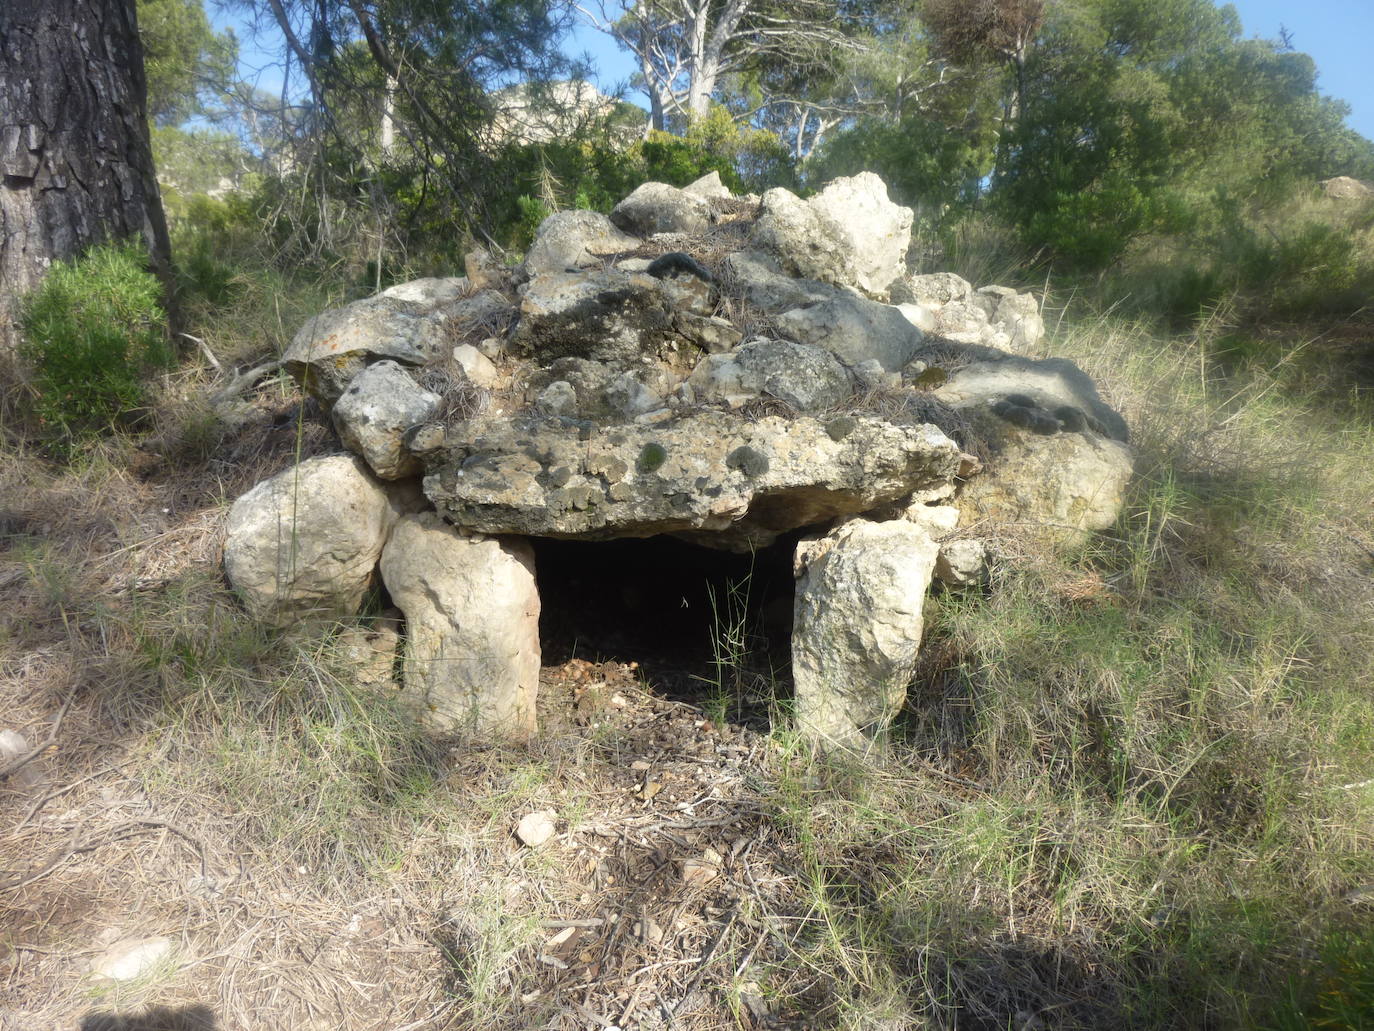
[2,225,1373,1029]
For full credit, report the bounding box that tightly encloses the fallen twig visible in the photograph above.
[0,688,76,782]
[1,816,209,892]
[210,358,284,405]
[180,332,222,372]
[670,900,740,1017]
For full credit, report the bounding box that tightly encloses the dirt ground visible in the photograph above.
[0,390,882,1031]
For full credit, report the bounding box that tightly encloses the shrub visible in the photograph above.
[18,240,171,436]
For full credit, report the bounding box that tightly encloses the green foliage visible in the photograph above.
[512,194,553,252]
[138,0,236,125]
[807,113,988,211]
[486,109,794,249]
[1271,926,1374,1029]
[151,126,249,214]
[170,194,260,308]
[18,241,171,436]
[993,0,1374,270]
[1105,186,1374,324]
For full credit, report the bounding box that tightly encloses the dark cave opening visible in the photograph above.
[530,533,799,721]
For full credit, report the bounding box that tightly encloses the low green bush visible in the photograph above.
[18,240,171,436]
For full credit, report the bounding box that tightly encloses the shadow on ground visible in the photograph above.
[80,1005,217,1030]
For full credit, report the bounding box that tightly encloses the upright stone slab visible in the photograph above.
[792,519,940,747]
[379,514,540,739]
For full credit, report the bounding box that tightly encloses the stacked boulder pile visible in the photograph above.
[224,171,1133,748]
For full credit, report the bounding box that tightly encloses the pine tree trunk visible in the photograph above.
[0,0,175,344]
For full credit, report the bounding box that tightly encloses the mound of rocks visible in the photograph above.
[227,172,1133,748]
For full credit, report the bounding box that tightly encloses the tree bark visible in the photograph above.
[0,0,175,344]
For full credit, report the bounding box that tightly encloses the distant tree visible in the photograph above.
[581,0,865,134]
[992,0,1374,267]
[139,0,238,125]
[226,0,576,247]
[921,0,1043,118]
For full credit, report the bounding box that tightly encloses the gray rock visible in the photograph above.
[380,514,539,739]
[775,294,925,372]
[935,538,987,586]
[224,455,418,627]
[91,937,175,981]
[283,294,450,403]
[611,181,711,236]
[512,270,674,366]
[528,357,677,423]
[523,210,639,277]
[896,302,937,333]
[988,290,1045,352]
[378,276,468,305]
[0,729,42,789]
[451,344,500,389]
[536,380,578,416]
[750,173,912,297]
[649,251,716,314]
[902,272,973,307]
[688,339,855,412]
[792,519,940,746]
[720,250,836,313]
[931,299,991,343]
[934,355,1129,443]
[333,360,443,480]
[422,409,961,549]
[683,170,732,200]
[952,428,1134,537]
[675,312,742,354]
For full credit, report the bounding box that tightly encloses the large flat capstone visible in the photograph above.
[418,410,963,549]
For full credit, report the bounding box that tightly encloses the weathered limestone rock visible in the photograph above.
[611,181,711,236]
[511,270,674,366]
[932,300,992,344]
[224,455,415,627]
[380,513,540,739]
[332,360,442,479]
[422,410,962,549]
[527,357,677,422]
[523,210,639,277]
[675,311,742,354]
[378,277,468,305]
[896,302,937,334]
[935,538,988,586]
[900,272,973,308]
[283,294,451,403]
[930,354,1132,534]
[934,355,1129,443]
[792,519,940,746]
[687,339,855,412]
[953,429,1134,536]
[229,171,1135,747]
[1322,176,1374,200]
[648,252,717,314]
[750,173,912,297]
[775,294,925,372]
[720,251,836,313]
[986,289,1045,353]
[682,170,732,201]
[451,344,500,389]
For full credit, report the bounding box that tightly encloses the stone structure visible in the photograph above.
[225,172,1134,746]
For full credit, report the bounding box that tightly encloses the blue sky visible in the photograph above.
[1227,0,1373,141]
[215,1,1373,144]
